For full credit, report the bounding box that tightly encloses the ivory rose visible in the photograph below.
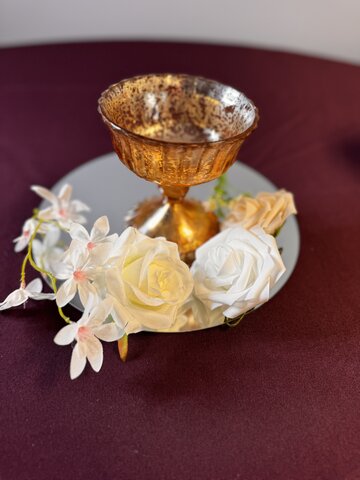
[171,295,224,332]
[191,226,285,319]
[223,190,297,235]
[106,227,194,333]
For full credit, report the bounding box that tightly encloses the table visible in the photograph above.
[1,41,359,480]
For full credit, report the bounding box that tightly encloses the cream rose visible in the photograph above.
[191,226,285,319]
[222,190,297,235]
[106,227,193,333]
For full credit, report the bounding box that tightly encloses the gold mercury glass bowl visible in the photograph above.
[98,73,259,264]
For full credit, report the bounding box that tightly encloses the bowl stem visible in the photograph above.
[160,185,189,203]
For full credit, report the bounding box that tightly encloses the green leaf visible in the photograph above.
[207,174,233,219]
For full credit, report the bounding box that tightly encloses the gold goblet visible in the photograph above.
[98,74,258,263]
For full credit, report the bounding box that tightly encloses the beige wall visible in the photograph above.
[0,0,359,63]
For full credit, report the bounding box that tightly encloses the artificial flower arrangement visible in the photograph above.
[1,179,296,379]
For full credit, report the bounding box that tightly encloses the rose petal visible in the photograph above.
[95,322,123,342]
[224,190,297,235]
[106,269,128,303]
[111,299,142,334]
[192,225,286,318]
[111,227,137,257]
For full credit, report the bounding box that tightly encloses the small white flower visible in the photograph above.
[191,226,286,319]
[55,241,99,308]
[32,184,90,229]
[54,296,123,379]
[0,278,55,311]
[13,217,56,253]
[69,216,118,263]
[13,218,37,252]
[32,227,63,274]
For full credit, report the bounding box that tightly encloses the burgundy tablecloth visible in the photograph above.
[1,41,359,480]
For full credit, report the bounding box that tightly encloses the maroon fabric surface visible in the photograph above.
[1,41,359,480]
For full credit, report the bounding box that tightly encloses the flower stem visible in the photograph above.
[208,174,232,219]
[20,252,30,288]
[224,313,246,327]
[20,217,71,324]
[224,308,255,328]
[118,334,128,362]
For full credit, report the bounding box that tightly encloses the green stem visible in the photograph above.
[208,174,233,219]
[20,252,30,287]
[224,313,246,327]
[20,218,71,324]
[224,307,255,328]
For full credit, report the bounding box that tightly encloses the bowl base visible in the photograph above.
[125,196,219,264]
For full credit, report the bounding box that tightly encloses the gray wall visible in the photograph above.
[1,0,359,63]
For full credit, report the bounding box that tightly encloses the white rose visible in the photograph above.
[191,226,285,319]
[222,190,297,235]
[171,295,224,332]
[106,227,194,333]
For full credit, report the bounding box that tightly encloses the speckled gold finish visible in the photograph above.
[98,74,258,261]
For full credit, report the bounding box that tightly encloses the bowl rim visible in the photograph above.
[98,73,259,147]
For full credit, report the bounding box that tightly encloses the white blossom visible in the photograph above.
[13,218,38,253]
[54,241,99,308]
[13,218,52,253]
[54,295,123,379]
[0,278,55,311]
[32,226,63,274]
[32,184,90,229]
[69,216,117,262]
